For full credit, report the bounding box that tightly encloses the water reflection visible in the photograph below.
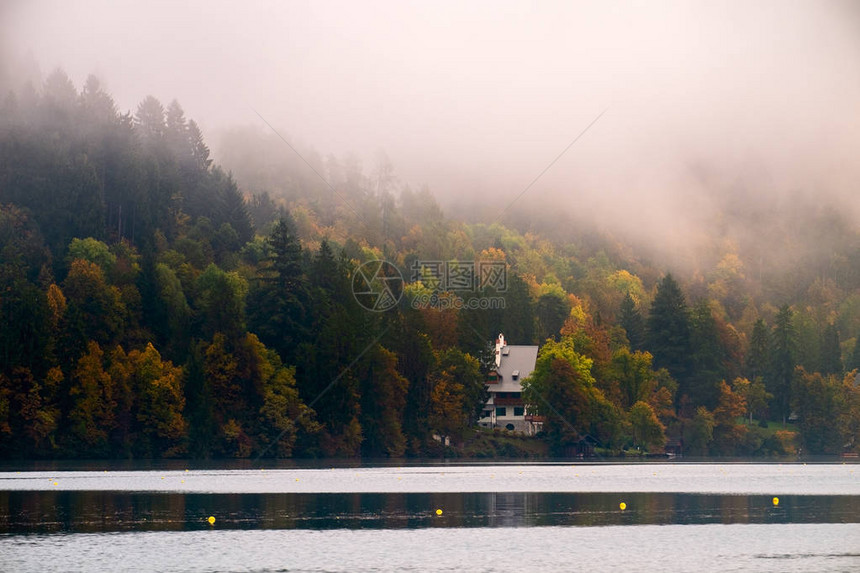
[3,491,860,534]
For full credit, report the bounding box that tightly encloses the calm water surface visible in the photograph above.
[2,462,859,572]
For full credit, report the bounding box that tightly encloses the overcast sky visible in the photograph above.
[4,0,860,249]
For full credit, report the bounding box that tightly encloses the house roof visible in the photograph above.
[491,345,539,392]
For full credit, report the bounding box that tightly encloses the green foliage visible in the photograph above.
[67,238,116,274]
[429,348,486,442]
[629,401,666,452]
[610,348,657,410]
[792,368,860,455]
[63,259,127,353]
[360,345,409,457]
[686,406,715,455]
[522,337,621,454]
[195,264,248,340]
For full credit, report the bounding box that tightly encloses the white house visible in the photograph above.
[478,333,540,434]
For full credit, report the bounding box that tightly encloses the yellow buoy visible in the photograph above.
[207,516,216,525]
[772,497,779,506]
[435,509,443,516]
[52,481,58,486]
[619,502,627,510]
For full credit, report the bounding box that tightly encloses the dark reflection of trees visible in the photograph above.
[3,491,860,533]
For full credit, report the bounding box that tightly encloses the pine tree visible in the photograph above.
[646,274,691,387]
[184,342,216,458]
[535,292,568,342]
[247,215,308,365]
[187,119,212,170]
[134,95,165,142]
[502,272,536,345]
[820,323,842,376]
[620,291,645,351]
[769,305,797,424]
[80,75,117,125]
[747,318,771,381]
[688,300,725,409]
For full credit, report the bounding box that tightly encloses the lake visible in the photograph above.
[2,462,859,572]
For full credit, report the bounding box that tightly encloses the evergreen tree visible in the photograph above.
[687,300,726,409]
[212,168,254,244]
[297,242,371,455]
[820,323,842,376]
[394,313,436,450]
[535,292,568,342]
[502,272,536,344]
[80,75,117,126]
[646,274,692,389]
[164,100,188,157]
[187,119,212,170]
[134,95,165,142]
[247,215,308,365]
[184,341,216,458]
[747,318,771,381]
[619,291,645,351]
[769,305,797,424]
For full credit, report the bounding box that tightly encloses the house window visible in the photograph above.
[496,407,507,417]
[482,410,491,419]
[513,406,525,417]
[505,423,515,431]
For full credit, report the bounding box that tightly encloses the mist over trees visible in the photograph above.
[2,70,860,459]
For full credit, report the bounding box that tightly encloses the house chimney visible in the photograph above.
[495,333,506,368]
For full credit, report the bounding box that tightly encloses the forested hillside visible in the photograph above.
[2,70,860,459]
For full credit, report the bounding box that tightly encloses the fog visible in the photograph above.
[4,0,860,261]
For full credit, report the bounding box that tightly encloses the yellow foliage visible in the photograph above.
[714,252,745,281]
[46,284,66,327]
[773,430,798,455]
[606,270,644,305]
[479,247,506,262]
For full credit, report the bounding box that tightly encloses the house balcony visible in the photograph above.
[493,397,524,406]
